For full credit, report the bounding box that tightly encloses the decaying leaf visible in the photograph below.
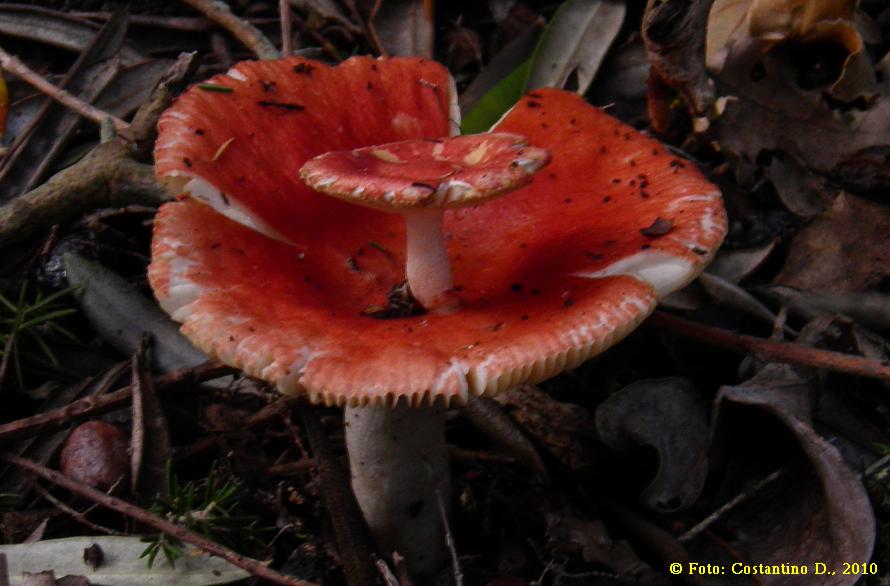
[0,6,143,64]
[763,285,890,332]
[545,515,657,580]
[707,0,870,101]
[93,59,175,118]
[63,253,208,373]
[703,360,874,585]
[460,396,549,478]
[706,238,776,283]
[761,152,833,217]
[698,272,786,330]
[370,0,434,59]
[642,0,716,123]
[587,38,651,125]
[524,0,625,94]
[702,0,887,182]
[774,193,890,292]
[596,377,710,512]
[0,536,249,586]
[0,10,130,200]
[494,384,595,471]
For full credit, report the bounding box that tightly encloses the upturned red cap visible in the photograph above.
[150,57,727,407]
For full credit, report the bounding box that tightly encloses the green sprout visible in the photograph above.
[141,461,266,567]
[0,283,78,388]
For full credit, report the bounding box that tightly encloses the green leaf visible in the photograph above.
[460,0,624,134]
[524,0,625,94]
[0,536,250,585]
[461,58,531,135]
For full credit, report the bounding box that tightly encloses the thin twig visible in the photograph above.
[342,0,384,55]
[649,311,890,381]
[1,453,317,586]
[71,12,278,31]
[33,484,127,536]
[460,395,549,480]
[267,459,314,476]
[301,408,379,586]
[0,362,233,446]
[435,487,462,586]
[366,0,389,57]
[679,469,783,543]
[280,0,293,56]
[375,559,401,586]
[0,334,15,394]
[174,394,302,462]
[865,454,890,478]
[179,0,280,59]
[0,46,128,132]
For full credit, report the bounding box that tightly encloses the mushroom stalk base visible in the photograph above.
[404,209,457,311]
[344,401,451,578]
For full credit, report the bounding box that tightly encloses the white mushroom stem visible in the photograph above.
[404,208,458,312]
[344,401,450,578]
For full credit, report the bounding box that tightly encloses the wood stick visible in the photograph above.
[0,46,128,132]
[179,0,279,59]
[0,362,232,446]
[280,0,293,56]
[649,310,890,381]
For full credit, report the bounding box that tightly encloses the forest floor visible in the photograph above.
[1,0,890,585]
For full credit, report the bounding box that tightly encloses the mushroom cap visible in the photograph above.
[150,58,727,407]
[300,133,550,210]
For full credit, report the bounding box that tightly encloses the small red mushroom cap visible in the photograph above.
[149,58,727,407]
[300,133,550,210]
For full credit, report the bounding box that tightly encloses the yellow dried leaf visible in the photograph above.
[748,0,857,39]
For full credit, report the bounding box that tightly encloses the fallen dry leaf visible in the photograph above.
[642,0,716,123]
[495,384,595,471]
[706,360,874,585]
[370,0,434,58]
[545,515,657,580]
[706,238,777,283]
[596,377,710,512]
[774,193,890,292]
[707,0,865,99]
[702,0,886,182]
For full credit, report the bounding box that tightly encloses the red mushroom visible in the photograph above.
[149,56,726,577]
[301,132,550,310]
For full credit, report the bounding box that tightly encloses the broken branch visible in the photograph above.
[0,46,128,132]
[649,311,890,381]
[0,362,233,446]
[179,0,280,59]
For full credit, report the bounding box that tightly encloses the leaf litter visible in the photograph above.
[1,0,890,585]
